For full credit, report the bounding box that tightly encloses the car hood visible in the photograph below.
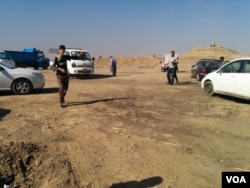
[6,67,43,77]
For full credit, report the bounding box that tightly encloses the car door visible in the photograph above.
[213,60,244,94]
[0,65,12,89]
[234,60,250,98]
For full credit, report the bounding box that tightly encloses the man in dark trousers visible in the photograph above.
[53,45,70,107]
[53,45,84,107]
[164,50,178,85]
[110,56,117,76]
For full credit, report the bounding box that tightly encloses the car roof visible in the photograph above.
[199,59,219,61]
[66,49,89,52]
[229,57,250,61]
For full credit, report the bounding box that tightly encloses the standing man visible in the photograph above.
[54,45,70,107]
[219,56,225,67]
[53,45,84,107]
[164,50,178,85]
[110,56,117,76]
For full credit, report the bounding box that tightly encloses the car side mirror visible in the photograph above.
[92,57,95,61]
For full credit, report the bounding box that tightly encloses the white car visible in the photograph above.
[49,48,95,77]
[0,51,16,67]
[65,49,95,77]
[201,58,250,100]
[0,63,45,94]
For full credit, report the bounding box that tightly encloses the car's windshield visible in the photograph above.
[37,52,45,59]
[0,52,13,60]
[201,61,219,67]
[71,51,92,60]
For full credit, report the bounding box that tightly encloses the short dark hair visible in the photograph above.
[220,56,224,60]
[59,45,65,50]
[171,50,175,54]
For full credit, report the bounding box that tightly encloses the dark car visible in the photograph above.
[190,59,220,81]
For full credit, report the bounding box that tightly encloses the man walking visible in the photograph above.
[54,45,70,107]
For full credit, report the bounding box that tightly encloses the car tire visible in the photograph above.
[203,81,214,96]
[196,73,202,81]
[42,64,49,69]
[12,79,33,95]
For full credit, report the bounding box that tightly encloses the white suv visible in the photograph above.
[0,51,16,67]
[201,58,250,100]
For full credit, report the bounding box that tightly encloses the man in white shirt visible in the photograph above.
[163,50,178,85]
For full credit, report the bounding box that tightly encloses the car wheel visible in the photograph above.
[42,64,49,69]
[196,73,202,81]
[203,81,214,96]
[12,79,33,95]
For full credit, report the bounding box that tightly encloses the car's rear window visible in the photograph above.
[201,61,219,67]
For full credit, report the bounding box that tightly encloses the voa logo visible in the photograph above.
[226,176,246,184]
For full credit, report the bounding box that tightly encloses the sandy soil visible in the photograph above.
[0,55,250,188]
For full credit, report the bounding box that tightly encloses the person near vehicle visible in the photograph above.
[219,56,225,67]
[53,45,84,107]
[110,56,117,76]
[164,50,178,85]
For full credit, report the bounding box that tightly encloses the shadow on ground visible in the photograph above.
[110,176,163,188]
[176,81,198,85]
[32,87,58,94]
[71,74,131,80]
[67,97,132,107]
[0,108,11,119]
[0,87,58,96]
[215,94,250,104]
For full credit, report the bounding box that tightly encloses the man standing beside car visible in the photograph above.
[164,50,178,85]
[219,56,225,67]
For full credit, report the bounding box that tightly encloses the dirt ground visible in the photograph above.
[0,56,250,188]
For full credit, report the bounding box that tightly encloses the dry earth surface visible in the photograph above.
[0,46,250,188]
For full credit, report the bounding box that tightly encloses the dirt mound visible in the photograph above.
[179,45,249,68]
[0,142,79,188]
[95,57,161,69]
[181,45,241,59]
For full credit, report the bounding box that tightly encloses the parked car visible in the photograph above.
[0,51,16,67]
[191,59,220,81]
[201,58,250,100]
[0,63,45,94]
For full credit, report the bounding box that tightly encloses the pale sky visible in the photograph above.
[0,0,249,57]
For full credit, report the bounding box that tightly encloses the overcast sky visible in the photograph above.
[1,0,250,57]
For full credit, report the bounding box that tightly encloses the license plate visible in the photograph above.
[82,68,89,73]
